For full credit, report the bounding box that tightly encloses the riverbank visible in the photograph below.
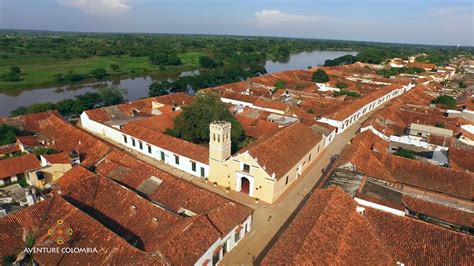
[0,52,205,92]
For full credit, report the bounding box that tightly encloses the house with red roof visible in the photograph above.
[0,153,41,186]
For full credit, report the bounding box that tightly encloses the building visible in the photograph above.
[408,123,454,138]
[208,122,324,202]
[261,187,473,265]
[0,153,41,186]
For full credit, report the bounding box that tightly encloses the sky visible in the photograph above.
[0,0,472,46]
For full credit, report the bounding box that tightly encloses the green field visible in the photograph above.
[0,52,205,91]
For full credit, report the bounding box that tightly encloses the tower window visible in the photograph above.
[242,164,250,173]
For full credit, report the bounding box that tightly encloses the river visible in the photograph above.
[0,50,356,116]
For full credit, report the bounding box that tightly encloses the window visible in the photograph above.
[242,164,250,173]
[285,176,289,185]
[174,155,180,165]
[318,145,320,152]
[147,145,152,154]
[191,161,196,172]
[131,138,136,147]
[309,153,312,161]
[200,167,205,177]
[123,135,128,144]
[139,141,143,150]
[234,230,240,242]
[160,151,165,161]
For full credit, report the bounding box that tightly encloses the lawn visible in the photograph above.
[0,52,205,91]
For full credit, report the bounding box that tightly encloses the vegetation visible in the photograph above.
[198,55,218,68]
[0,125,18,145]
[394,147,416,159]
[32,147,57,156]
[431,95,456,109]
[169,94,246,152]
[312,69,329,83]
[334,90,360,97]
[376,67,425,78]
[10,86,125,117]
[0,151,27,160]
[274,80,286,89]
[149,65,262,96]
[458,80,467,88]
[335,81,348,89]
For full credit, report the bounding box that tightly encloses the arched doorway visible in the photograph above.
[240,177,250,195]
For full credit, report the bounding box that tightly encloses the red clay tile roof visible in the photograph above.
[154,92,194,106]
[365,207,473,265]
[407,62,437,70]
[221,91,260,104]
[402,196,474,228]
[42,152,71,164]
[0,143,20,155]
[129,111,179,133]
[245,123,323,179]
[449,145,474,172]
[0,153,41,179]
[84,108,111,123]
[0,195,165,264]
[328,84,404,121]
[16,135,42,147]
[121,123,209,164]
[262,187,395,265]
[55,165,96,188]
[235,115,280,139]
[339,131,474,200]
[96,150,252,228]
[0,111,61,132]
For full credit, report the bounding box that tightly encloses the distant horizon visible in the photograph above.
[0,0,472,46]
[1,27,472,49]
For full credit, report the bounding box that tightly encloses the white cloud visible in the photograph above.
[254,9,333,27]
[58,0,131,15]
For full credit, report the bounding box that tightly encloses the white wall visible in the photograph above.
[80,112,210,178]
[195,215,253,266]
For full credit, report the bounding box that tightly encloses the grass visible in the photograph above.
[0,52,206,92]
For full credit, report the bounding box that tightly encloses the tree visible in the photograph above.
[335,82,348,89]
[90,68,107,79]
[312,69,329,83]
[459,80,467,89]
[2,71,20,81]
[149,82,170,96]
[110,64,120,72]
[199,56,217,68]
[172,94,245,152]
[431,95,456,109]
[149,52,182,66]
[10,66,21,74]
[394,147,416,159]
[274,80,286,89]
[98,86,125,106]
[0,125,18,146]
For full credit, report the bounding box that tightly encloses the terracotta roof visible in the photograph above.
[402,196,474,228]
[245,123,323,179]
[365,208,473,265]
[42,152,71,164]
[154,92,194,106]
[262,187,395,265]
[339,131,474,200]
[0,195,165,264]
[407,62,437,70]
[0,143,20,155]
[235,115,280,139]
[328,84,404,121]
[16,135,42,147]
[449,145,474,172]
[121,123,209,164]
[0,111,60,132]
[129,111,179,133]
[0,153,41,179]
[96,150,252,228]
[254,98,289,112]
[84,108,111,123]
[55,165,96,188]
[221,91,260,104]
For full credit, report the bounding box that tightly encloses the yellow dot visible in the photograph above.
[56,219,64,225]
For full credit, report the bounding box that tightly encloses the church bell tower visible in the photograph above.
[209,121,231,162]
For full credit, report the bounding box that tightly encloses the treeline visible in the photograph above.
[149,65,265,96]
[324,47,470,67]
[376,67,425,78]
[10,87,125,117]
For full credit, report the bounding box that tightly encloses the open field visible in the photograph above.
[0,52,205,91]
